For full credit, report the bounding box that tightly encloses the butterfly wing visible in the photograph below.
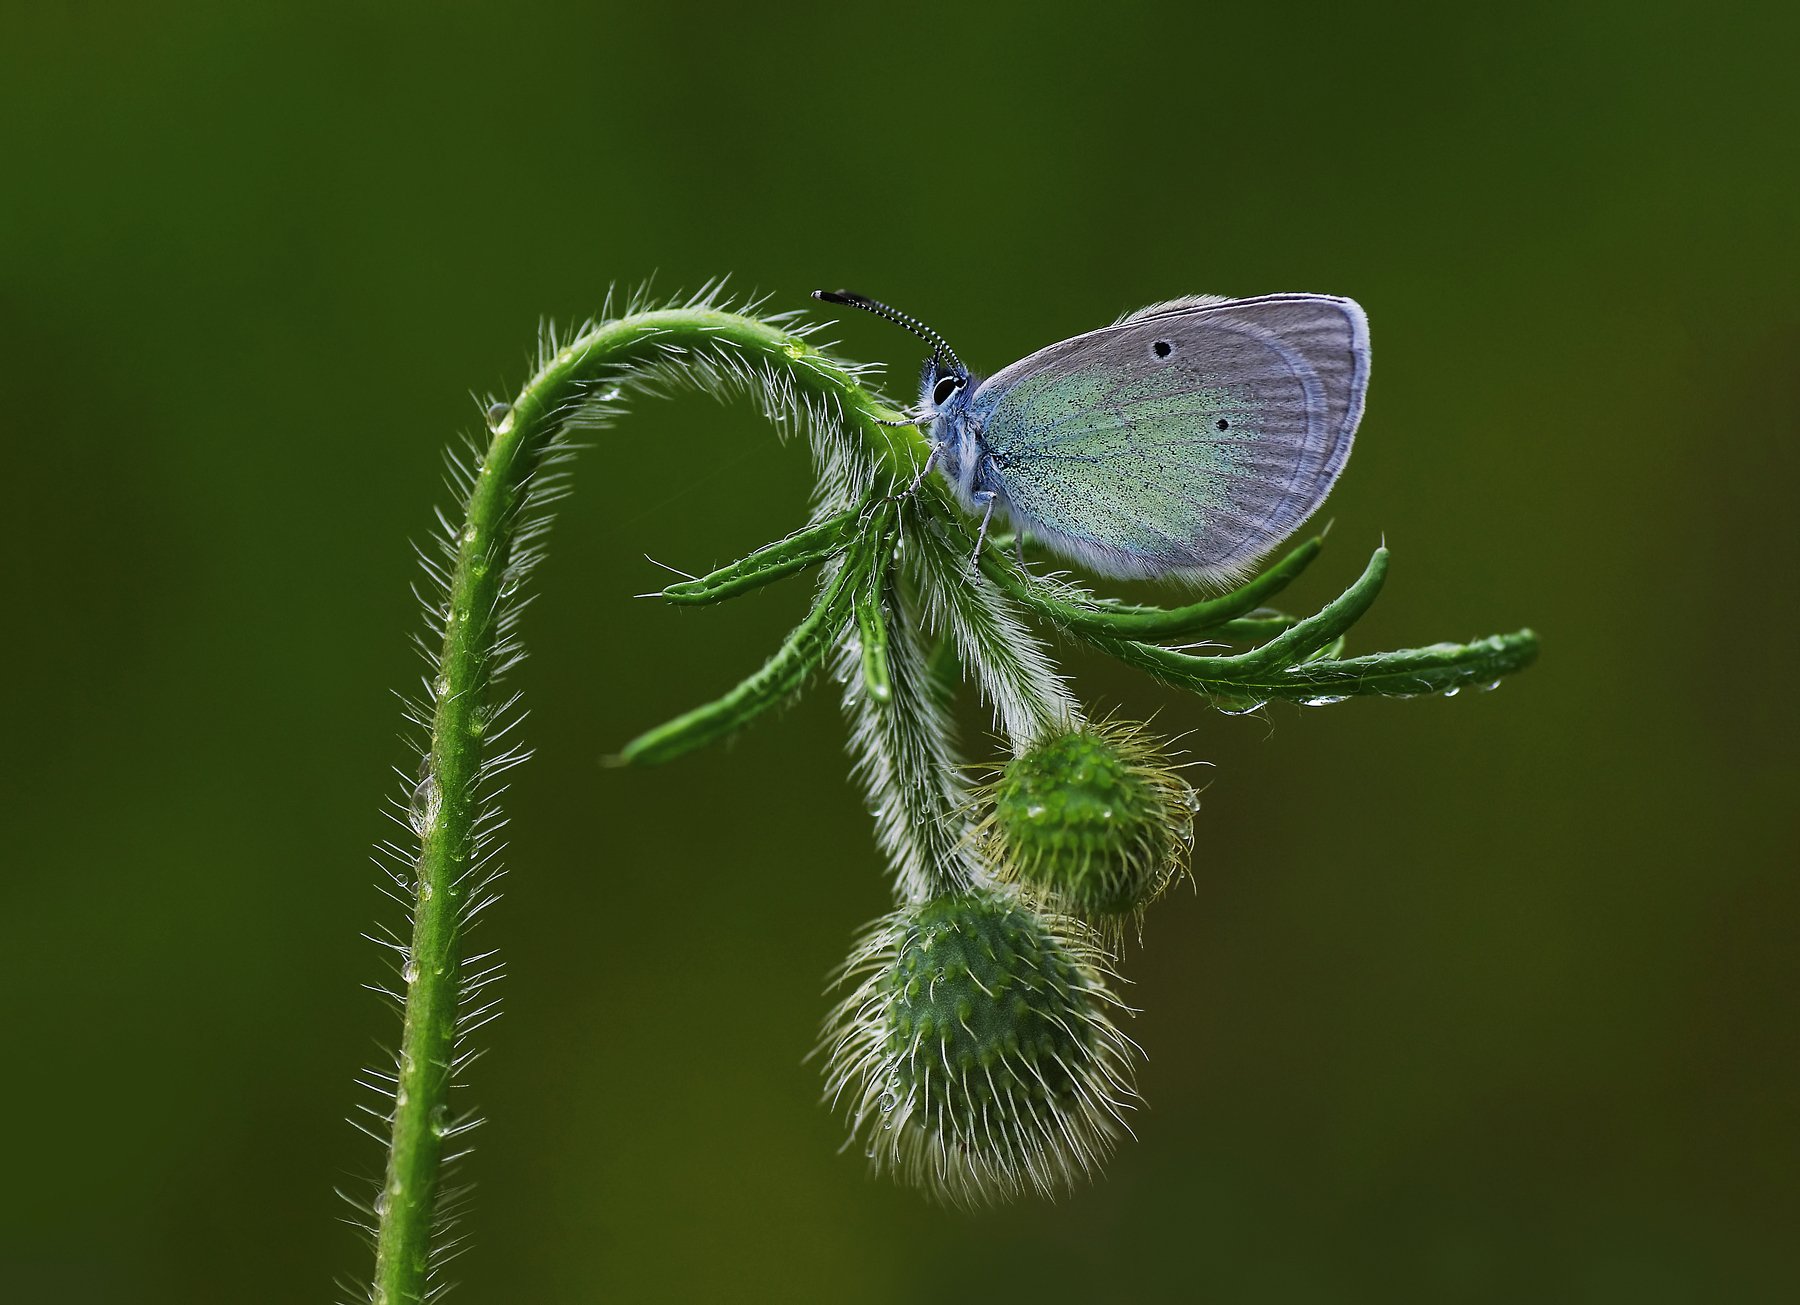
[971,294,1369,582]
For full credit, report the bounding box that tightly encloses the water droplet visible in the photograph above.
[373,1191,389,1216]
[486,402,512,428]
[429,1104,451,1137]
[1480,680,1502,692]
[1299,695,1349,707]
[1442,686,1461,698]
[432,675,451,700]
[408,773,441,837]
[419,880,434,902]
[401,959,419,985]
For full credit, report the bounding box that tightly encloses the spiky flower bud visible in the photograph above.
[822,888,1140,1206]
[979,720,1196,921]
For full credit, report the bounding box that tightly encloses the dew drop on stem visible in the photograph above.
[408,773,441,837]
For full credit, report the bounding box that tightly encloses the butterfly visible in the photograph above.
[814,290,1370,586]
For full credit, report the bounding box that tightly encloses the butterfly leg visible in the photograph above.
[903,444,940,497]
[869,445,940,523]
[862,445,939,545]
[968,490,998,574]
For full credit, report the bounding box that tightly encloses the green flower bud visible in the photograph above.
[821,888,1140,1206]
[980,720,1196,922]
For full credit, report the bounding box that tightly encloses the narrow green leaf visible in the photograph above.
[855,578,893,705]
[1206,547,1388,674]
[620,571,855,764]
[658,509,858,605]
[1111,628,1539,705]
[1214,610,1301,642]
[620,516,892,765]
[980,535,1324,640]
[1304,634,1349,662]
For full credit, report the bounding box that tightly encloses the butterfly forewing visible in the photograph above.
[972,294,1369,581]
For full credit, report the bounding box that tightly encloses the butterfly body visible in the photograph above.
[814,289,1371,585]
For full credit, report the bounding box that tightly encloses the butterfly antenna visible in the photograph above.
[811,290,967,378]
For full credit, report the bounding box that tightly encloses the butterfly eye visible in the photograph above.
[932,375,963,407]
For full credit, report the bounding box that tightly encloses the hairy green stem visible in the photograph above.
[370,308,921,1303]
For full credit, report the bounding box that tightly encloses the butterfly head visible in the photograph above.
[812,289,985,499]
[919,352,971,416]
[811,287,976,410]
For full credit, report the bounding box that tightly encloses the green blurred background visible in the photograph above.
[3,3,1795,1301]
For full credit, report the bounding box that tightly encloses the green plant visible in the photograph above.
[346,284,1537,1301]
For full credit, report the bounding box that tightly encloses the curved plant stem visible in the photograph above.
[369,307,923,1303]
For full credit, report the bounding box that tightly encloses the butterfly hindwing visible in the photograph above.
[970,294,1369,582]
